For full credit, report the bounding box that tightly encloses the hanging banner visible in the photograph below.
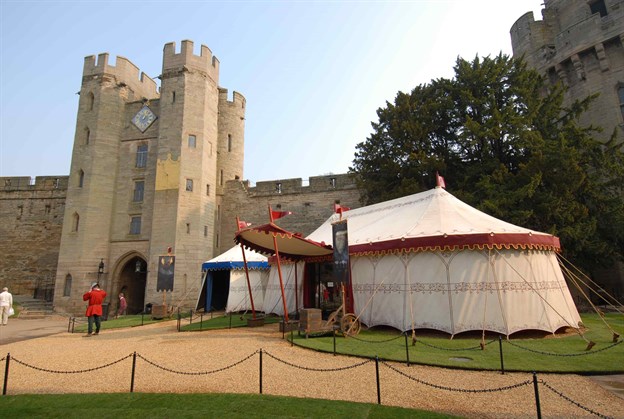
[157,255,175,291]
[332,220,349,284]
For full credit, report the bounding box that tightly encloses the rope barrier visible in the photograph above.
[263,350,372,372]
[347,334,403,344]
[11,354,133,374]
[505,339,623,356]
[415,338,496,351]
[381,360,533,393]
[136,351,258,376]
[539,379,613,418]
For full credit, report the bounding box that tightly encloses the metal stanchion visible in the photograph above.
[3,353,10,395]
[533,372,541,419]
[130,352,137,393]
[375,355,381,405]
[259,349,263,394]
[404,332,410,366]
[499,335,505,374]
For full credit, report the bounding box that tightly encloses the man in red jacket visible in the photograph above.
[83,282,107,336]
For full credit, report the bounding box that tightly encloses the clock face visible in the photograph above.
[132,106,157,133]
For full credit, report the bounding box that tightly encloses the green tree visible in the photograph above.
[350,54,624,271]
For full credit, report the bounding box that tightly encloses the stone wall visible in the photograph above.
[0,176,68,295]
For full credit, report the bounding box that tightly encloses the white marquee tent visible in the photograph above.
[306,187,581,336]
[197,246,269,313]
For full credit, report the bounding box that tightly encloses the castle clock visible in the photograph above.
[132,105,157,132]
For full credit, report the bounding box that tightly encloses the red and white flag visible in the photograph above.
[270,209,292,221]
[333,203,351,215]
[237,220,251,230]
[436,172,446,189]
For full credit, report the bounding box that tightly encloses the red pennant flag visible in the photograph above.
[333,204,351,215]
[436,172,446,189]
[238,220,251,230]
[270,210,292,221]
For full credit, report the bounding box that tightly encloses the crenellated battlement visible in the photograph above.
[218,88,246,109]
[1,176,69,191]
[233,173,357,197]
[162,40,219,82]
[82,53,158,99]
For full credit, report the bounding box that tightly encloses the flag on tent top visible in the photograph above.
[436,172,446,189]
[333,203,351,215]
[270,209,293,222]
[237,220,251,230]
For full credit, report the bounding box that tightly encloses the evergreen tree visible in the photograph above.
[350,54,624,271]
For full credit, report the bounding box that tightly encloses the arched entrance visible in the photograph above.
[116,256,147,314]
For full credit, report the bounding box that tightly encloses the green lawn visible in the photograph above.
[0,393,460,418]
[72,313,171,332]
[290,313,624,374]
[180,312,283,331]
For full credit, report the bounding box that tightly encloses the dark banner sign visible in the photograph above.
[332,220,349,284]
[157,255,175,292]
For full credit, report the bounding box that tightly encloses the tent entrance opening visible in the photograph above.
[304,262,344,318]
[207,270,230,311]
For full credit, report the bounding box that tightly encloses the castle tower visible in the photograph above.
[215,88,246,249]
[54,53,159,313]
[146,40,222,306]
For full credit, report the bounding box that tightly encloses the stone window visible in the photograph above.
[63,274,72,297]
[186,223,191,234]
[85,128,90,145]
[589,0,608,17]
[188,134,196,148]
[45,204,51,214]
[78,170,84,188]
[133,180,145,202]
[220,170,224,186]
[204,225,208,237]
[54,178,60,189]
[186,179,194,191]
[172,91,176,103]
[618,85,624,122]
[130,216,141,235]
[87,92,94,111]
[276,182,282,194]
[136,144,148,168]
[216,233,220,248]
[72,213,80,232]
[330,177,336,188]
[228,134,232,152]
[206,184,210,196]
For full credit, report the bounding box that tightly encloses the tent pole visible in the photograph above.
[294,261,299,317]
[237,216,257,320]
[272,235,289,322]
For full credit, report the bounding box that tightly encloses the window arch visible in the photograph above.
[63,274,72,296]
[78,169,84,187]
[87,92,95,111]
[72,213,80,232]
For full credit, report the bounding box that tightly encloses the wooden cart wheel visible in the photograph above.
[340,313,361,336]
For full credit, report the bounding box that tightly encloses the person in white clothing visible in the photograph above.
[0,287,13,325]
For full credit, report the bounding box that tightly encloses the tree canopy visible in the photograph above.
[350,54,624,272]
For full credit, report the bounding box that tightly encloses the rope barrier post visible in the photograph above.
[498,335,505,375]
[333,327,337,356]
[72,317,76,333]
[3,353,10,395]
[290,328,294,347]
[189,309,193,326]
[375,356,381,405]
[200,313,203,331]
[282,318,285,339]
[67,317,72,333]
[141,311,144,326]
[259,349,263,394]
[177,308,181,332]
[404,332,410,367]
[130,352,137,393]
[532,372,541,419]
[229,312,232,329]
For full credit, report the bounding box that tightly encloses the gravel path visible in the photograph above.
[2,321,623,418]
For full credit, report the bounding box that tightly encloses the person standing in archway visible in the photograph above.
[117,292,127,318]
[83,282,107,336]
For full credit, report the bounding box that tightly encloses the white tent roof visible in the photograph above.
[307,187,559,255]
[202,246,268,270]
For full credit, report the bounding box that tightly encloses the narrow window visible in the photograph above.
[130,216,141,235]
[216,233,220,248]
[186,223,190,234]
[186,179,193,191]
[228,134,232,152]
[45,204,51,214]
[204,225,208,237]
[54,178,60,189]
[219,170,224,186]
[590,0,608,17]
[85,128,90,145]
[136,144,148,168]
[88,92,94,111]
[217,205,221,222]
[133,180,145,202]
[330,177,336,188]
[188,134,196,148]
[618,86,624,121]
[208,142,213,156]
[78,170,84,188]
[63,274,72,297]
[276,182,282,194]
[172,91,176,103]
[206,184,210,196]
[72,213,80,232]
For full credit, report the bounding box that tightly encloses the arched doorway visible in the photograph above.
[116,256,147,314]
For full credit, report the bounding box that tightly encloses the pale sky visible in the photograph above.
[0,0,543,183]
